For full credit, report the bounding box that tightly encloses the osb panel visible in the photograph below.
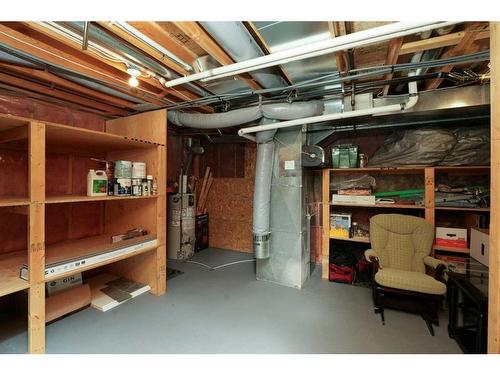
[0,148,28,196]
[0,209,27,254]
[205,144,255,253]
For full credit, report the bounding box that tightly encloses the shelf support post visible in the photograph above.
[322,169,330,279]
[489,21,500,354]
[28,121,45,354]
[424,167,435,227]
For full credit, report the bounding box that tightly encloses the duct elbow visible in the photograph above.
[254,233,271,259]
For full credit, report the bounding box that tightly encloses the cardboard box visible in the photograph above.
[332,194,376,205]
[330,213,351,238]
[435,227,468,249]
[46,273,82,296]
[470,228,489,267]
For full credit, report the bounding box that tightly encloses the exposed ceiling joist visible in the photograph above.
[381,37,404,96]
[0,70,129,115]
[0,63,136,109]
[328,21,349,82]
[399,29,489,55]
[95,21,191,77]
[0,23,164,101]
[243,22,293,85]
[425,24,488,90]
[0,22,213,112]
[173,21,263,91]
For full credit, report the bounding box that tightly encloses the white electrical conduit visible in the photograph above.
[238,83,419,142]
[238,53,423,142]
[164,21,459,87]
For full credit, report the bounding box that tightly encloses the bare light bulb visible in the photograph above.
[128,76,139,87]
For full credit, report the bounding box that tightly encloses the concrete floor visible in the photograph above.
[0,248,461,354]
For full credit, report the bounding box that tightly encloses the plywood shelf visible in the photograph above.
[0,197,30,207]
[330,202,425,209]
[433,244,470,254]
[45,123,161,153]
[328,167,425,174]
[0,250,29,298]
[44,234,158,282]
[0,113,30,131]
[45,194,159,204]
[330,235,370,243]
[435,206,490,212]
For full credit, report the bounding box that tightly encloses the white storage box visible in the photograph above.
[470,228,489,267]
[435,227,467,249]
[332,194,376,205]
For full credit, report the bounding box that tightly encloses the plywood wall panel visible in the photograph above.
[45,204,69,245]
[45,153,70,195]
[69,202,102,239]
[205,144,255,253]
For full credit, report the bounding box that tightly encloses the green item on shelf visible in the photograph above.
[331,144,359,168]
[374,188,425,198]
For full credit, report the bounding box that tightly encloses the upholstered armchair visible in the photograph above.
[365,214,447,335]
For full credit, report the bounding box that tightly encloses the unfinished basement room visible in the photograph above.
[0,1,499,372]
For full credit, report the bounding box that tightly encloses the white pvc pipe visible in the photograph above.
[165,21,459,87]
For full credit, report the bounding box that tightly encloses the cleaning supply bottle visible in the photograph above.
[87,170,108,196]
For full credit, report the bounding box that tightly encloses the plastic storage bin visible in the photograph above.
[331,144,359,168]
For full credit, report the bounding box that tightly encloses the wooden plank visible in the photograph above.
[425,24,488,90]
[0,71,129,115]
[28,120,45,354]
[0,197,30,207]
[489,21,500,354]
[322,169,330,280]
[400,29,490,55]
[328,21,348,76]
[0,250,30,297]
[173,22,263,91]
[106,109,167,145]
[45,194,158,204]
[381,37,404,96]
[424,167,435,228]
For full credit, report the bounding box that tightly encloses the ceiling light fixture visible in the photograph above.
[127,67,141,88]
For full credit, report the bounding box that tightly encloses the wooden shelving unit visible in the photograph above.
[0,110,167,353]
[321,166,490,279]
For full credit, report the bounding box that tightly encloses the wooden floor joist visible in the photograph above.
[381,37,404,96]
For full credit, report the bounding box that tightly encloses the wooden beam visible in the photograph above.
[489,21,500,354]
[381,37,404,96]
[400,29,490,56]
[0,71,129,115]
[321,169,330,280]
[173,22,263,91]
[0,64,136,109]
[244,22,293,85]
[95,21,191,77]
[425,25,487,90]
[126,21,198,65]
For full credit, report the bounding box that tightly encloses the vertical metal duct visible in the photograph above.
[199,22,288,89]
[253,119,278,259]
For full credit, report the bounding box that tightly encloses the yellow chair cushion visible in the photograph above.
[375,268,446,295]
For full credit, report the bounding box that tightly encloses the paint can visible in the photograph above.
[114,160,132,179]
[131,178,142,196]
[113,178,132,196]
[132,162,146,179]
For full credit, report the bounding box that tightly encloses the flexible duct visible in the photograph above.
[200,22,287,89]
[167,101,325,129]
[253,120,278,259]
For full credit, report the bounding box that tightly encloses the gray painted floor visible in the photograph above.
[0,248,461,354]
